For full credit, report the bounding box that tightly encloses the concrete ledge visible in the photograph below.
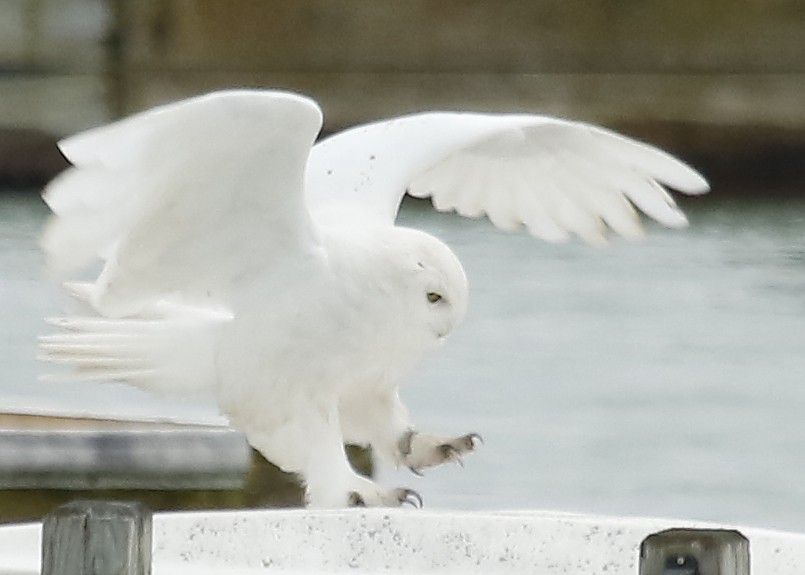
[2,508,805,573]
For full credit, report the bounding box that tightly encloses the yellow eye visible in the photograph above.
[427,292,443,303]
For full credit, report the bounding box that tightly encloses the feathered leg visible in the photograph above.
[242,403,419,508]
[339,386,481,484]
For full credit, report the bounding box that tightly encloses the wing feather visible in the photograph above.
[511,172,571,244]
[622,178,688,229]
[587,124,708,194]
[41,167,139,272]
[474,159,520,231]
[533,176,605,245]
[449,155,489,219]
[550,148,644,241]
[307,113,709,243]
[43,90,323,317]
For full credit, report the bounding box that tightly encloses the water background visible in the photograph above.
[2,189,805,531]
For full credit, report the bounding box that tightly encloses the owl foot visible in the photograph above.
[398,430,482,475]
[347,475,422,508]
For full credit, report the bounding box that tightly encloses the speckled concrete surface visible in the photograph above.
[2,508,805,573]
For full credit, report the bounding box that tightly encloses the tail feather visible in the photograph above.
[39,369,160,384]
[38,343,151,369]
[39,289,232,396]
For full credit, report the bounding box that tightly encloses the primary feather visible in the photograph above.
[39,89,709,507]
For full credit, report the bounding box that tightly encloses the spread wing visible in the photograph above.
[42,89,324,317]
[39,90,323,395]
[306,113,709,244]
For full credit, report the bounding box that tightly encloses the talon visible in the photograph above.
[399,488,423,509]
[465,432,483,448]
[408,465,424,477]
[348,492,366,507]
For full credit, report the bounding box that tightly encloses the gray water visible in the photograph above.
[2,190,805,531]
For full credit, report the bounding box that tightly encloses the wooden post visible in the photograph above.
[42,500,152,575]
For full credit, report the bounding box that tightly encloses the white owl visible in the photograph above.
[39,90,708,507]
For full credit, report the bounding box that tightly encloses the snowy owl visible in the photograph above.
[39,89,708,507]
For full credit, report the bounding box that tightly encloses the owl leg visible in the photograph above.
[339,386,481,478]
[245,402,420,508]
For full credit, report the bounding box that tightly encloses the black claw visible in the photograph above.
[400,488,423,509]
[466,432,484,447]
[408,465,424,477]
[348,491,366,507]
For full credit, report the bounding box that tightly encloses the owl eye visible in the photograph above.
[426,291,443,303]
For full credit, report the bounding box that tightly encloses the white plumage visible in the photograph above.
[38,89,708,507]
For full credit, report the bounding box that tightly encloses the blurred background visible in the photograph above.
[1,0,805,530]
[3,0,805,188]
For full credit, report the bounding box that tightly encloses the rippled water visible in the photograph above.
[2,189,805,530]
